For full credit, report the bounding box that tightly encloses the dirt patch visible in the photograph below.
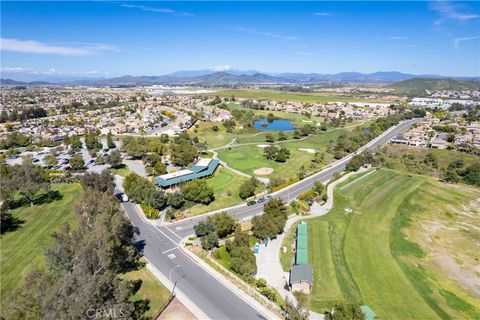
[158,297,197,320]
[254,167,274,175]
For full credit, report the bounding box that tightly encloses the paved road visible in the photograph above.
[120,118,419,320]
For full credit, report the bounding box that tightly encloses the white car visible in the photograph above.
[121,194,129,202]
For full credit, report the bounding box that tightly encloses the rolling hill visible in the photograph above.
[388,78,480,96]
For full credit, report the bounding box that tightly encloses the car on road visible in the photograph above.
[257,197,266,203]
[32,158,40,163]
[247,200,256,206]
[265,195,272,201]
[53,164,62,170]
[87,159,95,166]
[116,193,129,202]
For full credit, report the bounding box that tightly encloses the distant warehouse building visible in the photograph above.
[154,158,219,188]
[289,222,313,294]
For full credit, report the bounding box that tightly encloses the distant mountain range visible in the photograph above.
[1,70,479,87]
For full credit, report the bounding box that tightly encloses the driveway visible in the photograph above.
[123,159,148,177]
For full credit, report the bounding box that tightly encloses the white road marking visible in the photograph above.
[165,226,183,240]
[175,226,184,231]
[168,254,176,260]
[156,227,179,246]
[162,247,178,254]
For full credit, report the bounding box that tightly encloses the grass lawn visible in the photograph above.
[0,183,82,307]
[304,169,480,319]
[186,167,250,216]
[121,263,171,319]
[207,89,390,104]
[216,128,351,180]
[109,164,131,177]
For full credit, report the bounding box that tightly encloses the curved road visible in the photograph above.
[120,118,419,320]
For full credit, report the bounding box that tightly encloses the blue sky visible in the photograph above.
[1,1,479,78]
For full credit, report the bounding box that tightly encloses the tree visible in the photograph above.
[284,297,309,320]
[70,154,85,169]
[278,131,287,141]
[463,162,480,186]
[275,147,290,162]
[107,150,123,168]
[80,170,115,195]
[324,303,365,320]
[264,145,278,160]
[252,199,288,240]
[167,192,185,209]
[146,189,167,211]
[181,179,215,204]
[444,169,461,183]
[153,161,167,175]
[346,154,364,171]
[239,178,257,199]
[4,186,141,320]
[212,125,219,132]
[265,134,275,143]
[170,142,198,166]
[209,212,236,238]
[123,173,155,203]
[10,162,50,206]
[194,219,215,237]
[43,154,58,167]
[201,232,219,250]
[107,132,116,149]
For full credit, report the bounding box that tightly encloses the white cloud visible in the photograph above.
[234,27,297,41]
[430,1,480,21]
[454,36,479,48]
[1,67,33,73]
[295,51,318,56]
[211,64,232,71]
[120,4,193,16]
[314,12,332,16]
[0,38,117,56]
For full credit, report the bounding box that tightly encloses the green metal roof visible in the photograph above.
[155,159,219,187]
[297,223,308,236]
[295,223,309,265]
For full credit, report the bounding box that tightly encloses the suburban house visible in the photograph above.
[154,158,219,188]
[289,222,313,294]
[430,137,448,149]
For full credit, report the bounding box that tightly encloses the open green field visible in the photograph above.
[186,167,250,216]
[305,169,480,319]
[0,184,82,306]
[121,262,171,318]
[216,127,351,180]
[206,89,391,104]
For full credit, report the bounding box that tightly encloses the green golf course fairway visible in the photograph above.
[306,169,480,319]
[0,184,82,307]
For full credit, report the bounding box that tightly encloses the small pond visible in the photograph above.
[253,118,295,131]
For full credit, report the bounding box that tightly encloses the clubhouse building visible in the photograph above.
[154,158,219,188]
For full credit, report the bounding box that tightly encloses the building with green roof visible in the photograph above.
[154,158,219,188]
[290,222,313,293]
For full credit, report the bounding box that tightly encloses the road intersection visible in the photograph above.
[120,118,419,319]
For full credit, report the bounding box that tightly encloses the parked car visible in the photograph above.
[265,195,272,201]
[121,194,129,202]
[257,197,266,203]
[53,164,62,170]
[103,148,109,152]
[62,165,71,171]
[61,158,69,164]
[87,159,95,165]
[247,200,256,206]
[32,158,40,163]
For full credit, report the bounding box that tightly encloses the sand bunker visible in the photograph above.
[299,148,316,154]
[254,167,274,175]
[256,144,270,148]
